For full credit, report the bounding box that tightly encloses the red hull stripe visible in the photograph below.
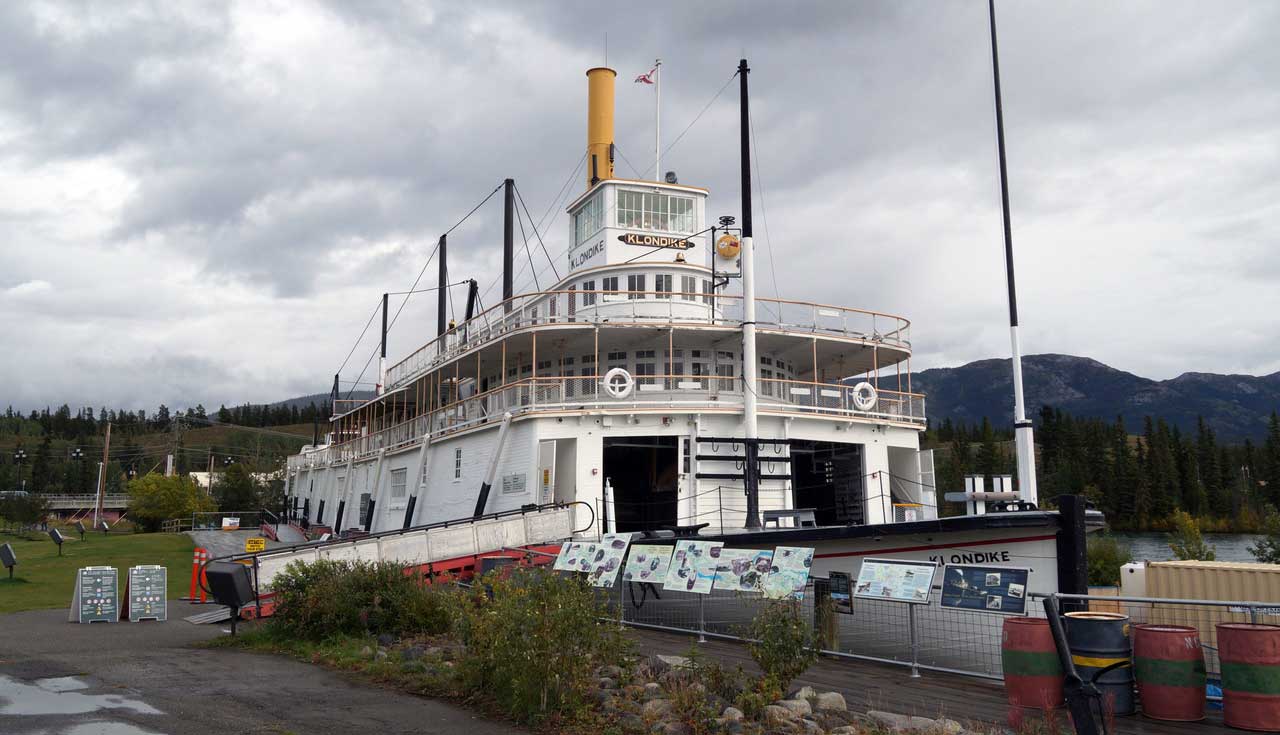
[813,533,1058,560]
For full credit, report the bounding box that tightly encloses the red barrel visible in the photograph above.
[1002,617,1064,712]
[1133,624,1205,722]
[1218,623,1280,731]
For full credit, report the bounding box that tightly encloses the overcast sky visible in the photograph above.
[2,0,1278,412]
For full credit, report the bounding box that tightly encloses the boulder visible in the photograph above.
[374,649,388,661]
[643,682,664,700]
[642,698,674,719]
[358,646,373,658]
[721,706,744,722]
[599,664,626,679]
[790,685,817,701]
[867,711,913,731]
[599,677,618,690]
[798,719,823,734]
[813,691,847,712]
[936,718,964,734]
[763,705,797,725]
[376,633,396,647]
[400,645,425,662]
[660,723,690,735]
[776,699,812,717]
[619,713,646,733]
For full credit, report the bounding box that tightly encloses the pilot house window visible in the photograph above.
[617,190,695,234]
[574,192,604,243]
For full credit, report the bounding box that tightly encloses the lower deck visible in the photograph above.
[286,410,933,537]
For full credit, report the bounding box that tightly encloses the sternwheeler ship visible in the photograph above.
[283,61,1098,598]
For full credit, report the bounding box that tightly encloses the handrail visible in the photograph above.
[381,286,913,393]
[295,374,926,466]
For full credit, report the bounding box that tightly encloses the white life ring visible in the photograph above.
[603,367,635,399]
[851,381,878,412]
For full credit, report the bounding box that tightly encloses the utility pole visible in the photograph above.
[95,422,111,526]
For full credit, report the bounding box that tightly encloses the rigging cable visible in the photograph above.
[514,199,542,292]
[638,70,739,180]
[749,108,782,322]
[514,183,561,282]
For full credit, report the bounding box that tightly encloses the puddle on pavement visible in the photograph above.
[60,721,166,735]
[0,674,162,717]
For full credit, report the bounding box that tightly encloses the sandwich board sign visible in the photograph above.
[124,565,167,622]
[69,566,119,624]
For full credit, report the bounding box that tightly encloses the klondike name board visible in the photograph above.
[125,565,167,622]
[69,566,119,624]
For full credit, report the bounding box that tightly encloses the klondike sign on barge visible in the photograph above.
[283,58,1099,601]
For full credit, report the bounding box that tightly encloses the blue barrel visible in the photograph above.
[1065,611,1135,716]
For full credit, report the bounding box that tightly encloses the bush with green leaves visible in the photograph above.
[1168,510,1216,561]
[269,559,456,641]
[1087,535,1133,586]
[746,598,818,692]
[1249,508,1280,564]
[452,568,632,724]
[127,473,217,532]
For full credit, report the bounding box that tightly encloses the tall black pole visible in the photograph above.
[503,178,514,312]
[738,57,760,530]
[379,292,388,395]
[988,0,1038,504]
[437,234,448,336]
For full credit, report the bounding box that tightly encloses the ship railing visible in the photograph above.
[325,375,925,462]
[384,288,912,391]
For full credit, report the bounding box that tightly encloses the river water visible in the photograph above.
[1106,531,1265,563]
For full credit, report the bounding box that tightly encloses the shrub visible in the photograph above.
[1167,510,1215,561]
[270,559,455,640]
[453,567,632,724]
[128,473,216,532]
[746,598,817,692]
[1087,535,1133,586]
[1249,508,1280,564]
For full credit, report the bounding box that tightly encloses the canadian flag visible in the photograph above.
[634,67,656,84]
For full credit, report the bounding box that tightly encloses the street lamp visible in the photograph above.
[13,449,27,492]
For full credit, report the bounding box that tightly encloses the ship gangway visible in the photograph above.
[188,501,589,623]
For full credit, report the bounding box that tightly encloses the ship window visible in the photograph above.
[627,273,646,299]
[453,448,463,481]
[717,350,734,360]
[634,361,655,385]
[607,351,627,361]
[602,276,618,294]
[574,192,604,243]
[716,363,735,391]
[635,350,655,359]
[655,274,672,299]
[537,360,552,370]
[681,276,697,300]
[581,280,596,306]
[390,468,407,498]
[581,354,596,365]
[548,295,557,317]
[761,368,774,397]
[617,189,695,234]
[761,356,773,366]
[563,356,575,366]
[702,279,714,305]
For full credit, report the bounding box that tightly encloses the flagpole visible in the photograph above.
[654,58,662,180]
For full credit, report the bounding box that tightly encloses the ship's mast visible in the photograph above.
[739,58,761,529]
[987,0,1038,506]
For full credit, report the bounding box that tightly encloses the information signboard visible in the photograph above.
[829,571,853,614]
[939,565,1030,614]
[126,565,167,622]
[762,546,815,600]
[622,544,673,584]
[72,566,119,624]
[221,517,240,531]
[713,548,773,593]
[663,540,724,594]
[588,533,631,588]
[853,558,937,604]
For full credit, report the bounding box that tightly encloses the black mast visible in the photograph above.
[503,178,514,311]
[739,57,761,530]
[437,234,448,336]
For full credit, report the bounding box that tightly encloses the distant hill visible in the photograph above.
[271,391,374,411]
[910,354,1280,441]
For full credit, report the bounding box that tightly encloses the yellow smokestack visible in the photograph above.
[586,67,616,188]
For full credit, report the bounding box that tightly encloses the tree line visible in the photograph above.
[930,408,1280,531]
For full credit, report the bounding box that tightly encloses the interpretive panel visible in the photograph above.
[663,540,724,594]
[829,571,853,614]
[553,539,599,572]
[588,533,631,588]
[853,558,937,604]
[939,564,1030,614]
[762,546,815,600]
[712,548,773,592]
[621,544,673,584]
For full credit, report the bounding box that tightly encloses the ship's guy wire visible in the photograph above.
[515,183,561,282]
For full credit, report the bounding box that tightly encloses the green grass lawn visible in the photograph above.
[0,530,195,614]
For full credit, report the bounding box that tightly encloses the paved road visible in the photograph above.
[0,601,524,735]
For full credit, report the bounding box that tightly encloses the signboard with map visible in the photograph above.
[853,558,937,604]
[829,571,853,614]
[713,548,774,593]
[939,565,1030,615]
[552,534,632,588]
[663,540,724,594]
[622,544,674,584]
[762,546,815,600]
[71,566,119,624]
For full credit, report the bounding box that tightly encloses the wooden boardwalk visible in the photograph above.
[631,628,1231,734]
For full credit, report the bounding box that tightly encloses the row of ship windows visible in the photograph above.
[571,274,714,305]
